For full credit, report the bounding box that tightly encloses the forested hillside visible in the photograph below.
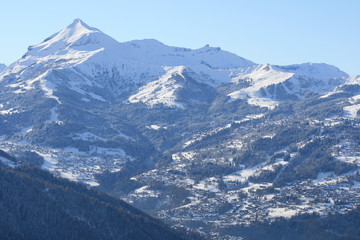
[0,157,196,240]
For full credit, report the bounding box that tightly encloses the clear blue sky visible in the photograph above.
[1,0,359,74]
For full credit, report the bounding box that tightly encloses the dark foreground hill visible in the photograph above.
[0,155,195,240]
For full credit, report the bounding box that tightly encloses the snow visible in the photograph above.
[3,18,352,114]
[343,95,360,119]
[233,113,265,124]
[20,126,33,134]
[28,19,113,56]
[345,75,360,85]
[313,172,335,185]
[0,107,21,115]
[134,186,150,193]
[228,63,348,109]
[224,165,261,183]
[39,152,59,171]
[121,40,254,73]
[319,76,360,118]
[224,159,287,183]
[72,132,107,142]
[228,64,294,108]
[344,104,360,119]
[58,169,99,187]
[40,75,61,103]
[64,74,107,101]
[128,66,186,108]
[193,177,220,192]
[60,171,79,182]
[227,140,244,149]
[83,180,99,187]
[242,183,274,194]
[48,107,63,124]
[276,63,348,81]
[337,156,360,164]
[1,19,256,109]
[0,19,115,97]
[0,142,115,188]
[268,207,299,218]
[320,75,359,99]
[247,97,278,110]
[146,125,167,130]
[231,64,294,90]
[172,151,196,162]
[133,185,159,197]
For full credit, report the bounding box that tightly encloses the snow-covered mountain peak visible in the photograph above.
[198,44,220,51]
[4,19,352,111]
[1,19,121,82]
[70,18,98,31]
[259,63,272,71]
[128,65,217,108]
[275,63,348,80]
[128,66,188,108]
[345,75,360,85]
[163,65,186,75]
[28,19,118,55]
[228,63,350,109]
[1,20,256,89]
[0,20,122,102]
[231,64,293,83]
[228,64,294,109]
[192,46,254,70]
[126,39,166,49]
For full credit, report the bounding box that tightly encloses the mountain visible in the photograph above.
[0,18,256,184]
[1,19,253,103]
[1,19,360,240]
[227,63,348,109]
[0,151,196,240]
[128,66,218,108]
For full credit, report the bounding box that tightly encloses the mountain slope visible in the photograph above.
[128,66,217,108]
[228,63,348,109]
[0,19,254,104]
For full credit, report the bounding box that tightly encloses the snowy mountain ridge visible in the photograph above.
[128,66,219,108]
[0,19,354,109]
[228,63,349,109]
[0,19,254,98]
[128,66,188,108]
